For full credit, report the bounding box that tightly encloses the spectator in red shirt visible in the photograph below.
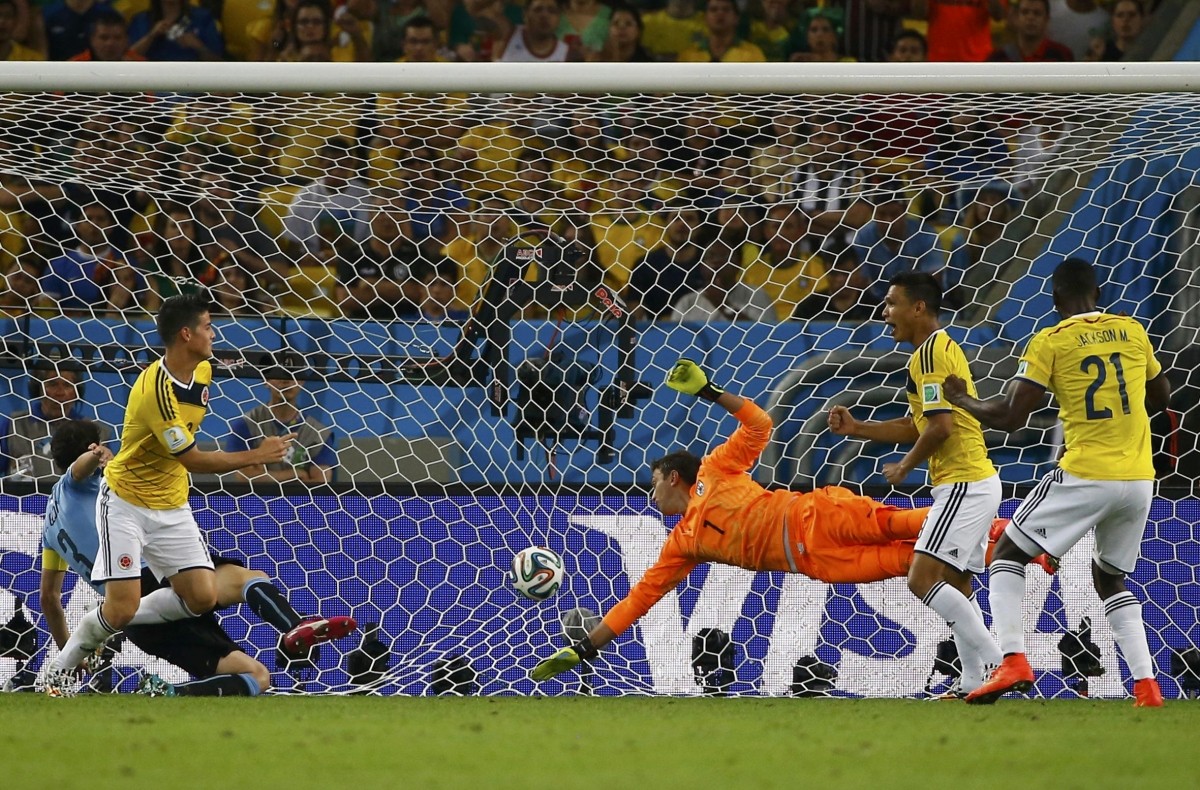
[988,0,1073,61]
[67,8,144,60]
[913,0,1005,62]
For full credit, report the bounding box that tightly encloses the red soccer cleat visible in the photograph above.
[1032,553,1060,575]
[989,518,1058,575]
[989,518,1009,542]
[283,615,359,656]
[965,653,1035,705]
[1133,678,1164,708]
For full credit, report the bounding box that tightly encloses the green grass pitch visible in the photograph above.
[3,695,1199,789]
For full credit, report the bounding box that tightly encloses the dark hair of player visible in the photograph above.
[1052,257,1098,300]
[51,419,102,473]
[889,270,942,314]
[156,292,211,347]
[650,450,702,486]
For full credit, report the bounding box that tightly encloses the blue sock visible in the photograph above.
[174,673,261,697]
[243,578,304,632]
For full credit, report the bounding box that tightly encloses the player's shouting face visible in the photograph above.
[882,285,919,345]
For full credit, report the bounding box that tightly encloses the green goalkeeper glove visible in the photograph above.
[530,637,599,681]
[665,359,725,402]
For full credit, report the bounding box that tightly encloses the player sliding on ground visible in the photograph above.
[530,359,937,682]
[944,258,1171,707]
[39,419,357,697]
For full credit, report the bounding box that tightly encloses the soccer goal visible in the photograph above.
[0,61,1197,698]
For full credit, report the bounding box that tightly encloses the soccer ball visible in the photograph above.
[508,546,564,601]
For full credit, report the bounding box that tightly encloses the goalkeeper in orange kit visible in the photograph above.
[531,359,933,682]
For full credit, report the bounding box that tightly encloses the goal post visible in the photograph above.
[0,61,1197,698]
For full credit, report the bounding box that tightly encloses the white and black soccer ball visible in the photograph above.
[508,547,565,601]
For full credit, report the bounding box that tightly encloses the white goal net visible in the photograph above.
[1,63,1197,698]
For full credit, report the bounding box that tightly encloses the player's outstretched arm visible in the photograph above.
[177,434,296,475]
[944,375,1044,432]
[665,359,745,414]
[531,622,618,682]
[69,443,112,482]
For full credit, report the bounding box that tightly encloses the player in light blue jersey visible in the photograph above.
[38,420,357,697]
[40,420,112,649]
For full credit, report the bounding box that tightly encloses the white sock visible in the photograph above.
[126,588,199,627]
[923,582,1002,688]
[954,631,984,692]
[1104,591,1155,680]
[988,560,1027,655]
[50,608,118,672]
[956,593,993,691]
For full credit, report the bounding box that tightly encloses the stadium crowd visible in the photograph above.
[0,0,1173,330]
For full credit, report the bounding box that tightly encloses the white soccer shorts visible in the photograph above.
[1007,469,1152,575]
[915,474,1002,573]
[92,479,214,584]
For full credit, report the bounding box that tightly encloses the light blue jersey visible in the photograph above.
[41,470,104,594]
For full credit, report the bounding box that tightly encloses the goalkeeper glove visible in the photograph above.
[530,636,599,682]
[665,359,725,402]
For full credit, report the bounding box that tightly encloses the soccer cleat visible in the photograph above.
[988,518,1009,542]
[43,667,78,699]
[1032,553,1060,575]
[964,653,1035,705]
[1133,678,1164,708]
[282,615,358,656]
[136,673,177,698]
[926,679,966,701]
[989,518,1058,575]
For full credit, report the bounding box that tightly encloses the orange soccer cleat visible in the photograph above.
[965,653,1035,705]
[989,518,1009,542]
[1032,553,1060,575]
[1132,678,1164,708]
[988,519,1058,575]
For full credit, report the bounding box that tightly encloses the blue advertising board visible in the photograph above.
[1,494,1197,698]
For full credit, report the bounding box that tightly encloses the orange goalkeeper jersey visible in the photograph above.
[604,400,818,636]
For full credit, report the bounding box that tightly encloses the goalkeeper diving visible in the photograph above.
[532,359,937,682]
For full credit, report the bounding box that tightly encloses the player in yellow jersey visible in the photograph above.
[945,259,1171,707]
[827,271,1003,698]
[44,295,298,686]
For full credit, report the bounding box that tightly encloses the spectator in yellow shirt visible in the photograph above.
[677,0,765,63]
[640,0,702,60]
[0,0,43,59]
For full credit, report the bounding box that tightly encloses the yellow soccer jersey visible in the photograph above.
[105,359,213,509]
[906,330,996,486]
[1017,311,1161,481]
